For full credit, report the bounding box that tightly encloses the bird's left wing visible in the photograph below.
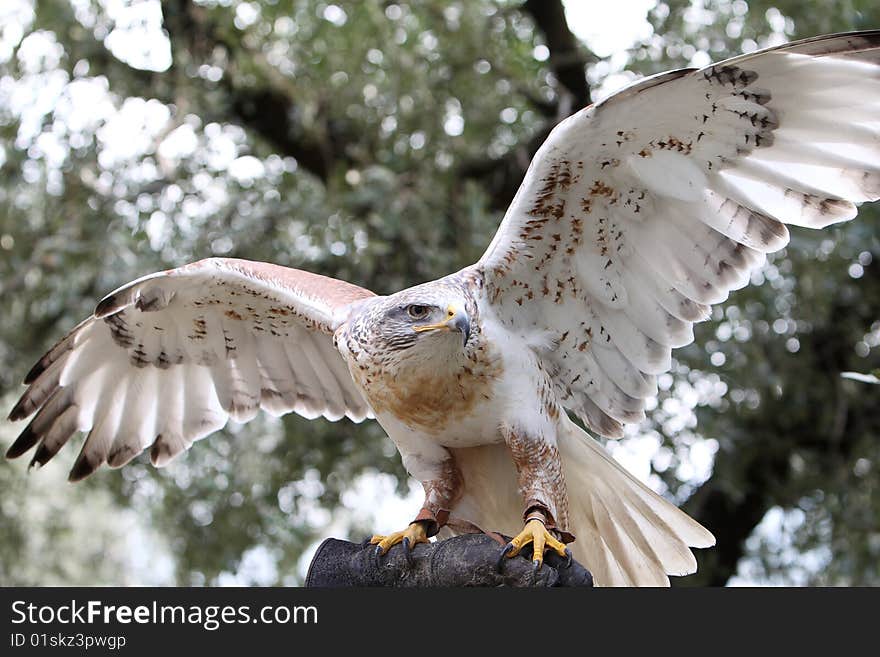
[476,31,880,438]
[6,257,375,480]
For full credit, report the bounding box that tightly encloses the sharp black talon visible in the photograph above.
[360,536,373,548]
[496,543,515,573]
[402,537,414,568]
[372,544,384,568]
[531,559,542,585]
[563,548,573,569]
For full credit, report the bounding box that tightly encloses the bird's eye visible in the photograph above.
[407,304,430,319]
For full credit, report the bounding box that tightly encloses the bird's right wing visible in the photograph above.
[475,31,880,438]
[6,257,376,481]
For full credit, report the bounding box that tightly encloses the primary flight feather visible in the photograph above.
[7,31,880,586]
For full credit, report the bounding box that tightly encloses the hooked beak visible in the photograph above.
[413,304,471,346]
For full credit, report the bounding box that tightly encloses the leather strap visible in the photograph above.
[412,507,451,538]
[445,517,508,546]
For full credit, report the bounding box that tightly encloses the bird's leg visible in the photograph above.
[370,451,462,559]
[500,427,574,573]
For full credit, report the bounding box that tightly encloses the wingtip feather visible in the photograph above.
[29,443,54,469]
[23,359,49,386]
[94,293,123,319]
[7,398,30,422]
[68,452,101,482]
[5,426,38,459]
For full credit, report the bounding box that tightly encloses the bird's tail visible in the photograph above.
[555,417,715,586]
[447,416,715,586]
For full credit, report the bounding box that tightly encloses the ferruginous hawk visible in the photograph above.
[7,31,880,586]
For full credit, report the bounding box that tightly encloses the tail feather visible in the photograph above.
[447,418,714,586]
[589,493,670,586]
[559,418,715,586]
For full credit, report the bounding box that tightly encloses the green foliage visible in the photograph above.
[0,0,878,585]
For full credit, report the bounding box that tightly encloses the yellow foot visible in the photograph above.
[369,522,429,556]
[498,518,571,572]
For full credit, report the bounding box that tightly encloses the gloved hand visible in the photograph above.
[305,532,593,587]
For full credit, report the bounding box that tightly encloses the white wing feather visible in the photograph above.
[478,31,880,438]
[7,257,375,480]
[470,31,880,585]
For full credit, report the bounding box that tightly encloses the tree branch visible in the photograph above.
[459,0,593,211]
[681,444,790,586]
[681,261,880,585]
[157,0,352,182]
[522,0,593,109]
[224,86,335,181]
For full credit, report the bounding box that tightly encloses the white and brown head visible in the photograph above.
[337,279,473,374]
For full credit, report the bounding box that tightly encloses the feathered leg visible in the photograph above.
[499,425,573,573]
[371,446,462,558]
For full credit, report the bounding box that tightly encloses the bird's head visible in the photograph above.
[342,282,473,370]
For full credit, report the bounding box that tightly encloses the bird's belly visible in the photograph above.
[372,398,504,449]
[431,411,505,448]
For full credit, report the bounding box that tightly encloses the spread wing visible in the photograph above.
[476,31,880,438]
[6,257,375,480]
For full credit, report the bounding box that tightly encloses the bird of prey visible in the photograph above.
[6,31,880,586]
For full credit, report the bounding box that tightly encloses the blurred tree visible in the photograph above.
[0,0,877,586]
